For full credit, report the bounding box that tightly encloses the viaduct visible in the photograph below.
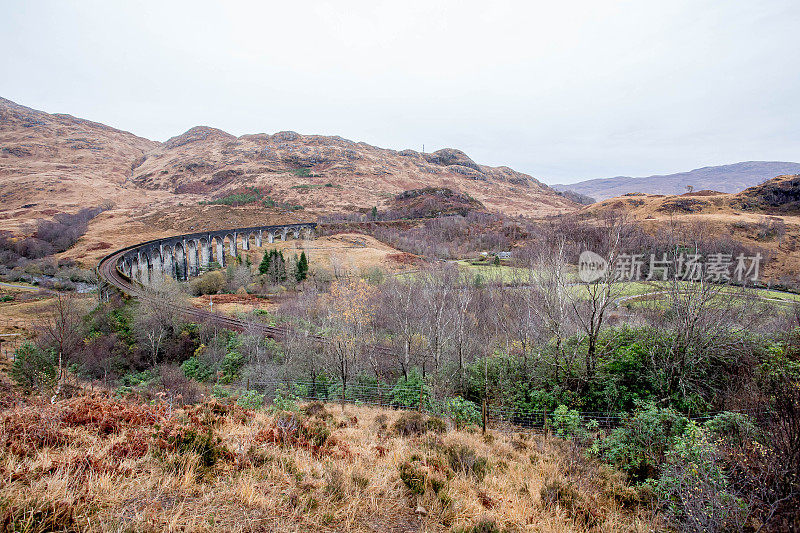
[115,223,316,285]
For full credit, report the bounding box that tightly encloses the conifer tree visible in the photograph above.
[259,249,271,274]
[295,251,309,282]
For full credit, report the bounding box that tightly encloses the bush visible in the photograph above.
[551,404,583,439]
[236,389,265,410]
[392,412,444,437]
[218,350,245,384]
[703,411,759,447]
[603,403,689,482]
[443,444,489,481]
[390,369,430,409]
[158,364,203,404]
[441,396,480,428]
[270,386,299,412]
[398,461,426,494]
[191,271,225,295]
[9,343,57,392]
[654,423,748,532]
[181,356,214,382]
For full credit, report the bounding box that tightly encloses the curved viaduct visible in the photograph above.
[96,222,317,339]
[114,223,316,285]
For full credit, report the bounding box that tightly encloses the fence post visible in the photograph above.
[543,408,549,438]
[418,383,424,413]
[482,397,487,434]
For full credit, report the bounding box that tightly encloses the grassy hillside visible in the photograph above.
[0,391,656,532]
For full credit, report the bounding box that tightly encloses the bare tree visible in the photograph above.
[36,293,85,400]
[448,276,477,388]
[569,217,625,382]
[323,279,376,406]
[525,238,576,381]
[36,293,85,365]
[378,277,423,378]
[419,265,456,373]
[135,276,185,366]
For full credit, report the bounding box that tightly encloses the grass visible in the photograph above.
[0,391,658,532]
[291,168,320,178]
[199,188,263,207]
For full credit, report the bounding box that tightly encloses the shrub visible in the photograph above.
[540,478,583,511]
[443,444,489,481]
[539,478,595,526]
[161,426,228,467]
[703,411,759,447]
[236,389,265,410]
[191,271,225,295]
[425,416,447,434]
[390,369,430,409]
[398,461,426,494]
[159,364,203,404]
[441,396,480,428]
[392,412,444,437]
[603,403,689,482]
[551,404,583,439]
[270,386,299,413]
[654,423,748,532]
[9,343,57,392]
[181,356,214,382]
[218,350,245,384]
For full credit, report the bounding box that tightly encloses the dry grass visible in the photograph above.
[0,393,659,532]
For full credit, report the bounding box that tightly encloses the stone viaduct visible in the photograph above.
[117,223,316,284]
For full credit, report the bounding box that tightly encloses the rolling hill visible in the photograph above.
[554,161,800,201]
[0,96,577,264]
[0,97,576,233]
[584,175,800,286]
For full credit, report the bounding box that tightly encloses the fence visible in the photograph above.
[250,378,772,431]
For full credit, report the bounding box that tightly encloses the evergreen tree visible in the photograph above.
[295,251,309,282]
[259,249,272,274]
[371,206,378,220]
[276,251,287,282]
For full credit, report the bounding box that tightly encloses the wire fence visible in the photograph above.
[250,378,775,431]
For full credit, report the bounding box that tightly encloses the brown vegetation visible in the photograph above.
[0,392,657,532]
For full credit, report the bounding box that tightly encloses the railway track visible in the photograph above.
[97,241,306,340]
[96,235,395,357]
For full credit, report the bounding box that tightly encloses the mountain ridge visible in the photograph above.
[554,161,800,201]
[0,96,575,224]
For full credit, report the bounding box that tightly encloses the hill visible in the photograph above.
[385,187,487,218]
[0,97,163,232]
[554,161,800,201]
[0,97,576,260]
[584,175,800,286]
[131,127,575,217]
[0,390,656,532]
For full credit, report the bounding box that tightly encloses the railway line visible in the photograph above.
[98,237,305,340]
[95,231,396,357]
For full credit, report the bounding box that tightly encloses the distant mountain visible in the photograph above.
[553,161,800,201]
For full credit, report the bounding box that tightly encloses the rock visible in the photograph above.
[415,505,427,516]
[424,148,481,171]
[272,131,301,142]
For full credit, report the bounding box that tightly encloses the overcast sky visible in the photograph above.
[2,1,798,184]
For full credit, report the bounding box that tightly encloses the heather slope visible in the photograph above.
[132,129,576,216]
